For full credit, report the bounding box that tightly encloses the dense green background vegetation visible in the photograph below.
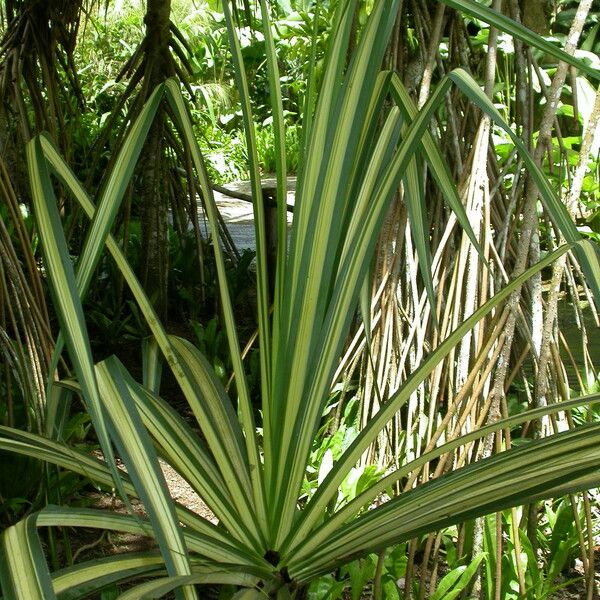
[0,0,600,598]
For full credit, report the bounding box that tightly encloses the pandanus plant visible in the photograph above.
[1,1,600,598]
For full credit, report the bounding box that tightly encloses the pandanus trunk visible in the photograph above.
[139,0,172,318]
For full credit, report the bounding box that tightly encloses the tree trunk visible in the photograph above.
[520,0,550,35]
[139,0,172,319]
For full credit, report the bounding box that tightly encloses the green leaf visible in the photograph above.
[290,423,600,580]
[114,572,260,600]
[0,516,55,600]
[447,68,600,303]
[221,0,272,420]
[74,85,164,302]
[271,0,401,545]
[94,358,193,590]
[119,371,256,548]
[164,79,267,539]
[26,137,126,505]
[35,506,268,571]
[430,553,487,600]
[389,72,487,279]
[52,553,165,600]
[438,0,600,82]
[0,431,265,568]
[166,336,258,535]
[281,239,573,558]
[142,338,163,394]
[259,0,288,473]
[43,82,164,375]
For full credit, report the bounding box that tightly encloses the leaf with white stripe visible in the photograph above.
[0,515,55,600]
[94,357,193,598]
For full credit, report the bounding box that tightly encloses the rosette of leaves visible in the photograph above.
[1,1,600,598]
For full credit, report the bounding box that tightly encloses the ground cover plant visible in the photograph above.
[0,0,600,599]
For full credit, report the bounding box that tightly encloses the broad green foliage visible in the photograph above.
[1,1,600,598]
[482,499,588,600]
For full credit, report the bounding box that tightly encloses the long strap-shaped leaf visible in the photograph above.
[52,553,165,600]
[164,80,268,541]
[26,137,127,505]
[35,133,265,546]
[279,0,400,402]
[142,338,163,394]
[47,85,164,376]
[49,367,257,549]
[167,337,250,484]
[167,336,261,543]
[402,134,436,322]
[282,0,358,323]
[280,64,600,552]
[297,0,322,166]
[74,84,165,303]
[115,570,261,600]
[331,392,600,528]
[0,429,263,567]
[272,106,404,545]
[284,391,600,562]
[447,68,600,302]
[52,553,258,600]
[280,242,573,555]
[276,71,468,547]
[34,506,272,572]
[272,0,366,425]
[221,0,272,418]
[271,64,393,510]
[94,358,193,594]
[0,516,55,600]
[50,382,255,553]
[0,425,136,489]
[438,0,600,82]
[259,0,287,481]
[289,423,600,580]
[271,0,401,544]
[388,71,487,276]
[120,367,258,547]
